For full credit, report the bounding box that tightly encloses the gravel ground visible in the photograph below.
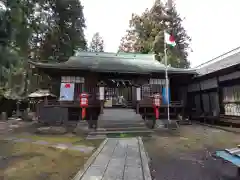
[143,125,240,180]
[0,120,36,135]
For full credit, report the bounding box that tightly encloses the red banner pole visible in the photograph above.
[82,108,86,120]
[155,107,159,119]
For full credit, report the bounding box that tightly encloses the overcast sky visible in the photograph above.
[81,0,240,67]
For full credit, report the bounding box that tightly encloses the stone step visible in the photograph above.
[88,129,153,136]
[98,123,146,128]
[86,132,151,139]
[86,134,107,140]
[99,119,144,122]
[98,120,145,125]
[98,109,143,121]
[94,127,149,131]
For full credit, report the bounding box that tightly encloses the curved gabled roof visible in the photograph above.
[29,52,197,75]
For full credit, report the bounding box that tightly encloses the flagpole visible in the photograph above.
[164,30,171,123]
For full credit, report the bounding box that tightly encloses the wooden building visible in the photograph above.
[29,52,196,127]
[187,47,240,127]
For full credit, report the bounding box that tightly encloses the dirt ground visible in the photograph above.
[0,140,100,180]
[144,124,240,180]
[0,120,102,180]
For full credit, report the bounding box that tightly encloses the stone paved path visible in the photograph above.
[74,137,151,180]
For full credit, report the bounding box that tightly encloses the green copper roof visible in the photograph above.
[29,52,197,74]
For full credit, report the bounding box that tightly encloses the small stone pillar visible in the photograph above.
[136,85,141,114]
[98,81,106,114]
[0,112,7,121]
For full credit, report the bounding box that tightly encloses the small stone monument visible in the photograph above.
[0,112,7,121]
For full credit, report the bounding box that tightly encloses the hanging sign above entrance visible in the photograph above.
[61,76,84,83]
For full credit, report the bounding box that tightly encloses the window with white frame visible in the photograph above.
[61,76,84,83]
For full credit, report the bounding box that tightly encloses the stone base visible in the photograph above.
[156,120,165,128]
[178,120,192,125]
[0,112,7,121]
[86,134,107,140]
[155,119,179,130]
[166,121,179,129]
[36,126,67,135]
[73,121,92,136]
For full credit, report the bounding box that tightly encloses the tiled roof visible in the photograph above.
[29,52,197,75]
[196,47,240,76]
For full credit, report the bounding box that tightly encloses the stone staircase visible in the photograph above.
[86,109,153,139]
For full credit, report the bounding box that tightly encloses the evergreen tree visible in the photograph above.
[1,0,88,95]
[0,1,9,46]
[39,0,87,62]
[119,1,190,68]
[89,32,104,52]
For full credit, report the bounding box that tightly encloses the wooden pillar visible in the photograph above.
[100,101,104,114]
[217,76,223,114]
[44,97,48,105]
[180,86,187,118]
[208,91,212,113]
[100,87,104,114]
[199,82,204,114]
[16,100,21,117]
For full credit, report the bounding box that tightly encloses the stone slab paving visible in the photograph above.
[77,137,151,180]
